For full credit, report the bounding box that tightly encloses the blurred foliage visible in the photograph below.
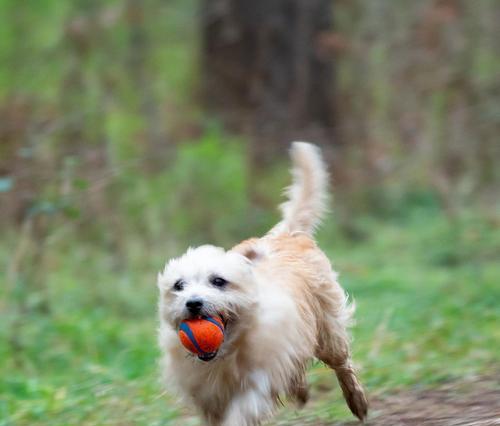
[0,0,499,425]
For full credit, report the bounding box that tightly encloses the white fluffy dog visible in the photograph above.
[157,142,368,425]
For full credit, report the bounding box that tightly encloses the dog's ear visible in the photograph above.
[231,238,261,263]
[240,247,258,261]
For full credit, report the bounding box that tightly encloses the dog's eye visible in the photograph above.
[173,279,184,291]
[210,276,228,288]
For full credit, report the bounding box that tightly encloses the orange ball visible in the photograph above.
[178,316,225,361]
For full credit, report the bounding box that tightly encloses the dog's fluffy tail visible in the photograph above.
[270,142,329,236]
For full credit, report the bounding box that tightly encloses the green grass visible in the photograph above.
[1,204,499,425]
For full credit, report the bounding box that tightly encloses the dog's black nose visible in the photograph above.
[186,299,204,314]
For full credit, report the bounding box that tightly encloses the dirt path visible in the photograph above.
[290,378,500,426]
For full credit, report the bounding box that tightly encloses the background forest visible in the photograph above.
[1,0,499,425]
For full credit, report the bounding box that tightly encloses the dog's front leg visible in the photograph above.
[220,388,273,426]
[220,371,274,426]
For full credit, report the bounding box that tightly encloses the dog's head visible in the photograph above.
[158,245,256,357]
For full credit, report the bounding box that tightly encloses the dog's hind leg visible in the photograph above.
[315,286,368,421]
[316,332,367,420]
[328,355,367,421]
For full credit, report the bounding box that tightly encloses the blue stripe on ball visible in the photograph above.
[179,322,207,355]
[204,316,225,335]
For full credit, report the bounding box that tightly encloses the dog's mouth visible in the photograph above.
[198,352,217,362]
[218,312,229,327]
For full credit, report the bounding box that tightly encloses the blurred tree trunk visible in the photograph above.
[201,0,337,164]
